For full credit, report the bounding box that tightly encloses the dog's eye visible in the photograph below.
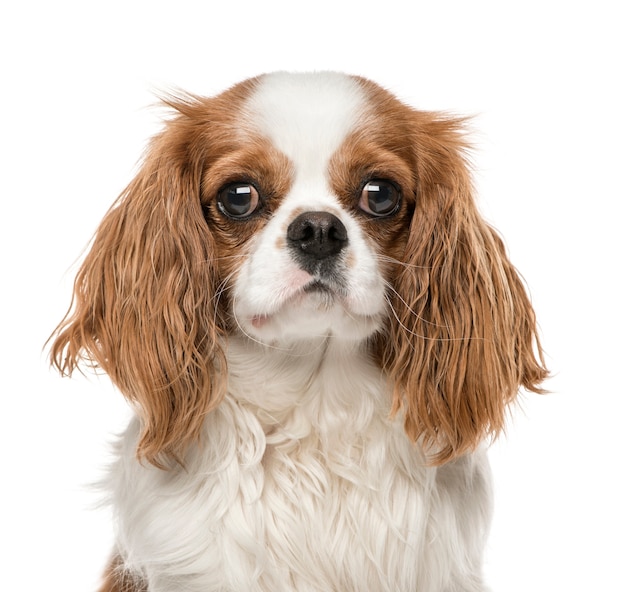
[358,180,401,217]
[217,183,260,218]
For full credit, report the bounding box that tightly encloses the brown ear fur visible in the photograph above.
[380,114,548,464]
[49,104,228,468]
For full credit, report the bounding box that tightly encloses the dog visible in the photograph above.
[50,71,547,591]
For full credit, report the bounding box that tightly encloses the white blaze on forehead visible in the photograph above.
[244,72,367,178]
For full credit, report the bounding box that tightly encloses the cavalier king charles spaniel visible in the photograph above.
[50,72,547,592]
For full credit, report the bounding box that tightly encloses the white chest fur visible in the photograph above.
[109,339,492,592]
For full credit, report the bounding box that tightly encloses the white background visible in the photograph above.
[1,1,624,590]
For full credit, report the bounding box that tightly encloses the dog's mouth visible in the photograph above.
[303,279,336,295]
[301,279,343,311]
[248,278,343,330]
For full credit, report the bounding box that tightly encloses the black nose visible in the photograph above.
[287,211,348,262]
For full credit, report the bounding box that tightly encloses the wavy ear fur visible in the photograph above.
[381,113,548,464]
[49,101,228,468]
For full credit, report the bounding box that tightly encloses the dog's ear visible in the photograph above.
[49,99,229,468]
[379,113,548,464]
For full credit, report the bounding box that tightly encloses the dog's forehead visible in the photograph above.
[243,72,369,177]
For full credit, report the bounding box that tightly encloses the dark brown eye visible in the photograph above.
[358,179,400,217]
[217,183,260,218]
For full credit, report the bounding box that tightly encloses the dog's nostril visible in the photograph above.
[287,211,348,260]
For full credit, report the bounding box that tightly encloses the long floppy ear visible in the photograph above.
[49,104,227,468]
[381,113,548,464]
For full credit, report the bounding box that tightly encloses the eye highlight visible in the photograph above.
[358,179,401,217]
[217,183,260,219]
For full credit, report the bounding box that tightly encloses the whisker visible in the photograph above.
[383,283,489,343]
[212,253,249,263]
[382,280,446,329]
[199,253,248,265]
[377,254,432,271]
[210,270,237,307]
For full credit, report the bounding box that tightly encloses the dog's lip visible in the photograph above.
[250,313,271,329]
[303,279,335,294]
[247,278,341,329]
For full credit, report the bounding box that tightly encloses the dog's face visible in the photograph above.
[50,72,547,466]
[204,73,413,344]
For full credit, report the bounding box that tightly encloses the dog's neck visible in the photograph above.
[224,333,387,434]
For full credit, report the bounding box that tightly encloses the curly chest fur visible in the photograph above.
[110,343,492,592]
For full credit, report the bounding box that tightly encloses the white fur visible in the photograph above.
[246,71,366,179]
[107,72,494,591]
[110,340,492,591]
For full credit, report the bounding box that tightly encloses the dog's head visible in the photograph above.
[50,72,547,466]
